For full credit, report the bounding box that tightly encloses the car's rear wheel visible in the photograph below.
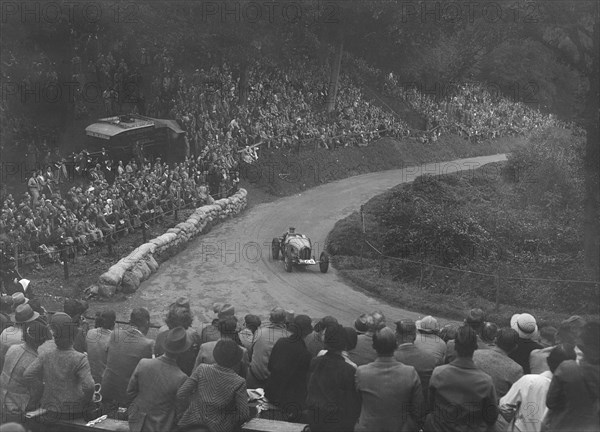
[271,238,280,260]
[284,254,293,272]
[319,252,329,273]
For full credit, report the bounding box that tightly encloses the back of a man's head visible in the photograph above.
[395,320,417,344]
[372,327,398,357]
[218,316,238,337]
[547,344,576,373]
[496,328,519,354]
[539,326,558,347]
[556,316,586,345]
[130,308,150,330]
[99,309,116,330]
[455,325,478,358]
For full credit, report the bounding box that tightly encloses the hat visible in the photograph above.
[315,315,338,333]
[0,423,26,432]
[292,314,313,336]
[64,299,89,318]
[511,313,539,340]
[11,292,29,308]
[162,327,192,354]
[285,310,295,324]
[174,297,190,309]
[217,304,235,320]
[416,316,439,334]
[465,308,486,325]
[50,312,77,341]
[324,324,346,351]
[213,339,243,368]
[369,311,386,332]
[270,307,287,324]
[244,314,261,329]
[354,314,370,334]
[11,304,40,324]
[24,320,49,344]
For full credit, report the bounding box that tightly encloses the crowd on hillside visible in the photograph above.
[1,290,598,432]
[160,55,411,158]
[0,155,238,270]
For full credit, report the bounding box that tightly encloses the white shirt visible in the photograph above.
[499,371,553,432]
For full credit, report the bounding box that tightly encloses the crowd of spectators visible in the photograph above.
[0,155,227,273]
[1,292,598,432]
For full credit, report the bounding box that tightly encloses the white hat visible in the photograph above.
[511,313,539,340]
[18,279,30,293]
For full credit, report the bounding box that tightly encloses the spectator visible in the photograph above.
[348,311,386,366]
[194,316,249,377]
[542,321,600,431]
[200,303,235,344]
[247,307,288,389]
[63,299,89,354]
[473,328,523,399]
[394,319,437,404]
[509,313,543,374]
[481,322,499,347]
[101,308,154,408]
[305,315,338,358]
[317,326,359,369]
[304,323,360,432]
[23,312,95,420]
[500,344,576,432]
[0,320,48,421]
[266,314,313,420]
[238,314,261,352]
[445,308,490,363]
[177,339,250,431]
[414,315,446,365]
[355,327,424,431]
[354,314,369,335]
[425,325,498,431]
[86,309,116,383]
[530,316,583,374]
[127,327,190,432]
[155,304,201,376]
[1,302,38,367]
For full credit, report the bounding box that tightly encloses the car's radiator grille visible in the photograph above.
[299,247,311,260]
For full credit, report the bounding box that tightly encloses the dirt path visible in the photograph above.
[95,154,507,327]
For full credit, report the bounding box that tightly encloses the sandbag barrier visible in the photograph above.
[89,189,248,297]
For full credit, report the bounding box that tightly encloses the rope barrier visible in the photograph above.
[363,239,599,285]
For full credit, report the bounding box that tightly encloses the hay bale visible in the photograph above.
[146,255,159,272]
[121,271,141,293]
[136,260,152,280]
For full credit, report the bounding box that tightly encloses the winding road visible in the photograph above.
[126,154,506,327]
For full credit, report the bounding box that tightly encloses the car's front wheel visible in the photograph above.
[284,254,293,272]
[319,251,329,273]
[271,238,280,260]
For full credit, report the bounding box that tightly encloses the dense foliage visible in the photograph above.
[328,127,597,313]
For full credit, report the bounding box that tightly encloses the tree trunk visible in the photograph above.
[325,35,344,113]
[238,61,249,106]
[582,19,599,278]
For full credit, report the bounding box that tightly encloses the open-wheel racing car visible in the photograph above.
[271,227,329,273]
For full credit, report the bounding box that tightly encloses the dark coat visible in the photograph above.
[509,338,543,375]
[542,359,600,432]
[265,335,312,416]
[127,356,188,432]
[304,352,360,432]
[394,343,437,404]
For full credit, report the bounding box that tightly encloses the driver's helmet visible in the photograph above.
[288,227,296,234]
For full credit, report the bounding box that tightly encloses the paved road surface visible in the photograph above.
[128,154,507,327]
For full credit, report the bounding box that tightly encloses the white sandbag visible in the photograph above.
[146,255,159,272]
[121,271,141,294]
[99,267,124,286]
[136,260,152,280]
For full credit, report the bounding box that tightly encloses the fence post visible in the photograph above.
[378,255,384,277]
[174,207,178,222]
[142,223,147,243]
[14,245,19,274]
[63,249,69,280]
[494,274,500,311]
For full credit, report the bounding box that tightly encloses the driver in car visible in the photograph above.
[282,227,296,244]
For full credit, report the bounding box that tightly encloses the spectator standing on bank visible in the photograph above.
[425,325,498,431]
[127,327,190,432]
[101,308,154,408]
[542,321,600,432]
[510,313,543,375]
[266,314,313,421]
[304,323,360,432]
[23,313,95,420]
[86,309,116,383]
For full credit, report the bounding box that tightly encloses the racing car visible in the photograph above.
[271,227,329,273]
